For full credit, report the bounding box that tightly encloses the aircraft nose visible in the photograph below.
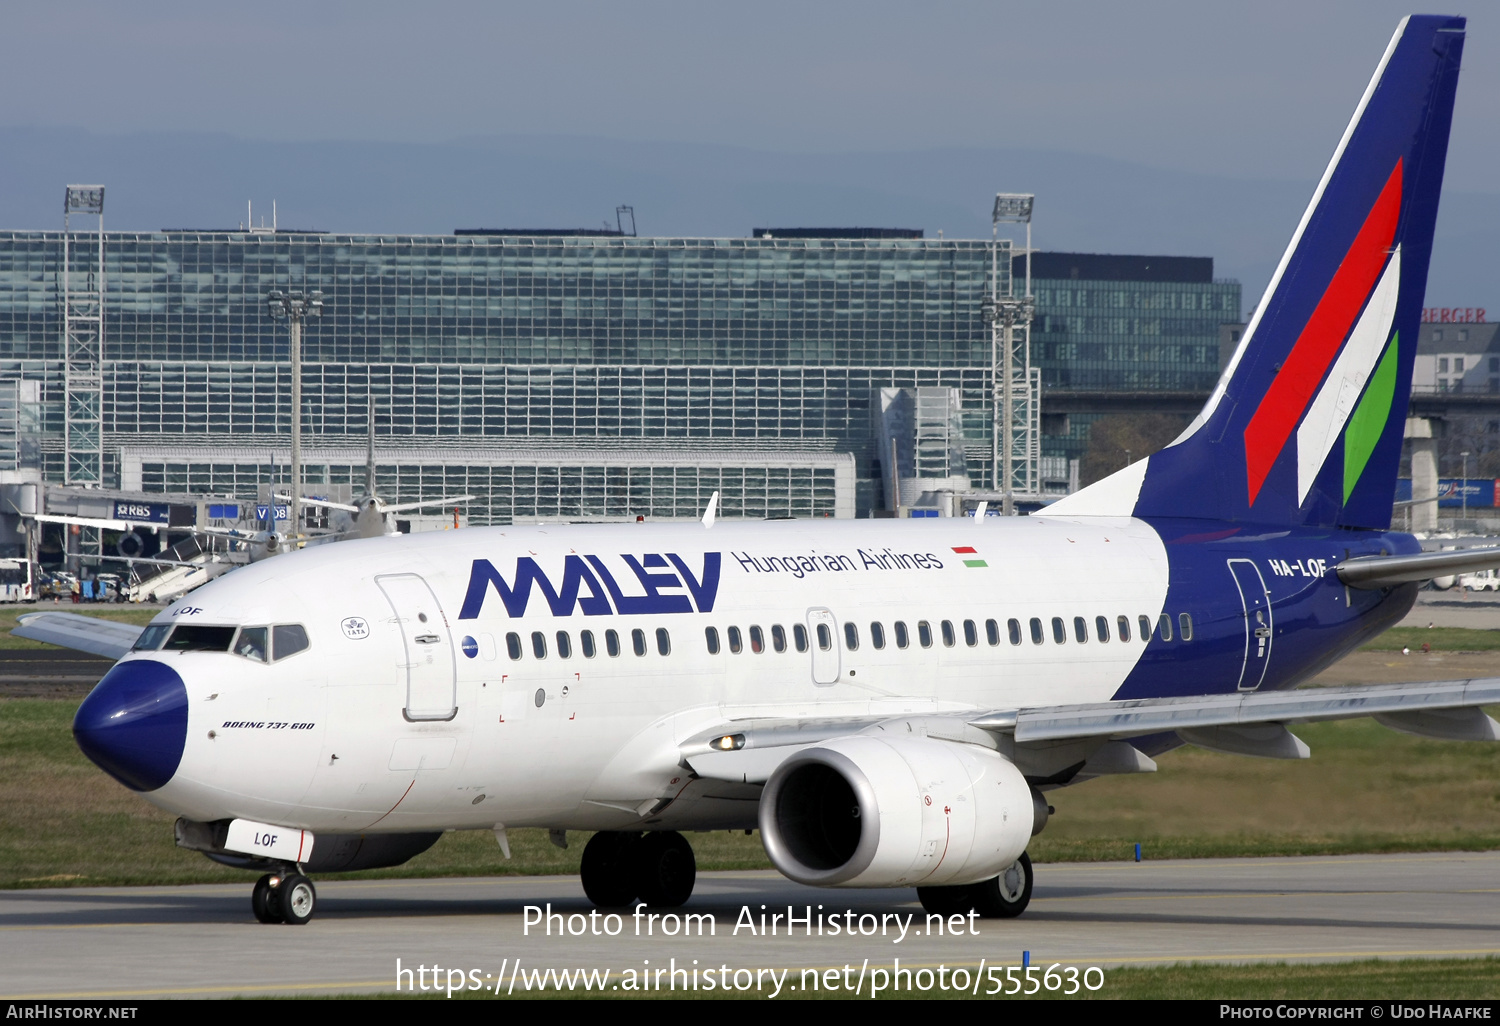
[73,659,188,792]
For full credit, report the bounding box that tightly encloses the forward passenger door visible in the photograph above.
[377,573,458,720]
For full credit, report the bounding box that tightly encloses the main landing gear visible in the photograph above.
[580,830,697,908]
[251,870,318,925]
[916,852,1034,919]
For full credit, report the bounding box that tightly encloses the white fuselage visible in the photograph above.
[137,516,1170,834]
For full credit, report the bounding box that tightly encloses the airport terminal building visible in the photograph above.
[0,226,1239,523]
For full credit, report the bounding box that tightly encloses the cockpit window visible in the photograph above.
[273,624,310,661]
[133,624,171,651]
[233,626,269,663]
[162,625,237,652]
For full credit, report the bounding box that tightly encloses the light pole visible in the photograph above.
[1461,450,1470,531]
[988,193,1035,516]
[266,289,324,542]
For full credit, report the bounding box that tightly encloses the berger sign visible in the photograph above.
[1422,307,1487,323]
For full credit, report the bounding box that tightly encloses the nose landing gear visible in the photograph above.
[579,830,697,908]
[251,870,318,925]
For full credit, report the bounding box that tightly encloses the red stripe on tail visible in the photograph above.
[1243,160,1403,505]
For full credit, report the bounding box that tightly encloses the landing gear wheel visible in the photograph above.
[633,831,696,907]
[581,831,642,907]
[278,873,317,925]
[916,884,976,916]
[971,852,1033,919]
[251,874,283,924]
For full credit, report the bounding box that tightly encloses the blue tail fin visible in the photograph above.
[1049,15,1464,529]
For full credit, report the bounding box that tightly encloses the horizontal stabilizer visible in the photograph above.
[12,612,142,660]
[1338,546,1500,589]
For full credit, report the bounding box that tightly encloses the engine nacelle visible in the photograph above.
[759,736,1042,889]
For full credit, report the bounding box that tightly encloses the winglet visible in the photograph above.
[702,491,719,529]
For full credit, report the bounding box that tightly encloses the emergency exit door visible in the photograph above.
[1227,559,1273,692]
[806,607,840,686]
[377,573,458,721]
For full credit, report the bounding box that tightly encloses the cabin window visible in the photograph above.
[728,626,743,654]
[705,626,720,655]
[986,619,1000,646]
[531,631,547,659]
[771,624,787,652]
[894,621,910,649]
[1179,613,1194,641]
[163,624,236,652]
[1009,618,1023,645]
[133,624,170,650]
[749,626,765,653]
[1073,616,1088,643]
[1117,616,1131,642]
[1138,615,1152,642]
[233,626,268,662]
[870,622,886,649]
[632,628,647,656]
[1095,616,1110,642]
[273,624,310,661]
[556,631,572,659]
[656,628,671,656]
[1029,617,1044,645]
[506,632,522,660]
[1051,617,1066,644]
[480,633,497,660]
[941,620,956,647]
[1157,614,1173,641]
[918,621,934,648]
[817,623,834,651]
[844,622,859,651]
[605,629,621,657]
[963,619,978,647]
[793,624,809,652]
[580,630,596,658]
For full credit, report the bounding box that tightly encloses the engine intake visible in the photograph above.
[759,736,1040,889]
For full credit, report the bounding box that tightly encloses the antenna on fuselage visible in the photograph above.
[701,491,719,529]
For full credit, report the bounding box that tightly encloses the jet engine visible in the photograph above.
[758,736,1044,889]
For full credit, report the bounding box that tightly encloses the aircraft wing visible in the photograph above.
[381,494,477,513]
[1338,547,1500,588]
[35,513,167,533]
[684,679,1500,783]
[11,612,144,660]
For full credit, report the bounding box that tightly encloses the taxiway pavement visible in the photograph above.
[3,851,1498,998]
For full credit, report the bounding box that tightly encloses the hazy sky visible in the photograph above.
[3,2,1494,193]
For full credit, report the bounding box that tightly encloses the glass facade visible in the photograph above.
[0,232,1235,517]
[1031,279,1239,392]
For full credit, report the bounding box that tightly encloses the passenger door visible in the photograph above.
[806,607,840,686]
[377,573,458,720]
[1227,559,1273,691]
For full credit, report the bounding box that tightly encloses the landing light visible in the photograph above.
[712,734,745,751]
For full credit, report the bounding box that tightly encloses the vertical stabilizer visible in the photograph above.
[1048,16,1464,529]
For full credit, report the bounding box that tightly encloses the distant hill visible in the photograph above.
[1,127,1494,315]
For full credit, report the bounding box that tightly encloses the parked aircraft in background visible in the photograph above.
[24,17,1500,927]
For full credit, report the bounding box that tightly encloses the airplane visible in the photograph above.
[29,15,1500,927]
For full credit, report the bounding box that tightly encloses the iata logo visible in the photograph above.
[458,552,721,619]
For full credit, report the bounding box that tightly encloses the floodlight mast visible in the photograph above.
[63,186,105,490]
[988,193,1035,516]
[266,289,324,541]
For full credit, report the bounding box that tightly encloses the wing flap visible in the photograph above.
[11,612,143,660]
[1010,679,1500,742]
